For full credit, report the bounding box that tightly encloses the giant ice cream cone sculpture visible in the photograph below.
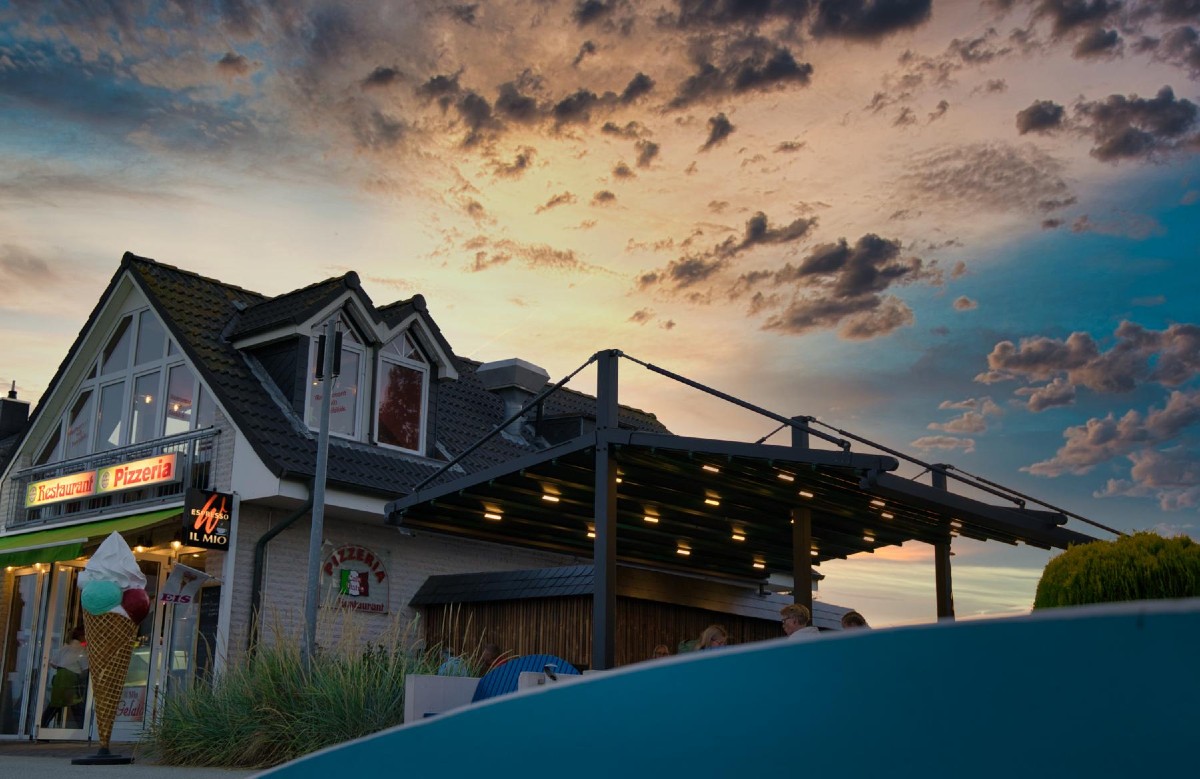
[77,532,148,756]
[81,610,137,749]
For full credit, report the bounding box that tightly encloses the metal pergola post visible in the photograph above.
[792,505,813,615]
[592,350,619,670]
[932,466,955,621]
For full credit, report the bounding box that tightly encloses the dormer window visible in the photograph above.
[376,332,428,453]
[306,316,365,438]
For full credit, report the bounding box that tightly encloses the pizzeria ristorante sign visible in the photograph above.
[25,453,181,508]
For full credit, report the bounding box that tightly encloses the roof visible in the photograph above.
[386,351,1103,583]
[22,252,668,499]
[410,563,852,629]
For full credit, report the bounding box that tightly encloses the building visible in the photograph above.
[0,251,1099,744]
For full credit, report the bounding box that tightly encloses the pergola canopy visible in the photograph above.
[384,350,1104,668]
[385,429,1095,582]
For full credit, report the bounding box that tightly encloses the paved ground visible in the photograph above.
[0,740,257,777]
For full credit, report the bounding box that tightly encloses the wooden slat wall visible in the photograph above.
[422,596,785,669]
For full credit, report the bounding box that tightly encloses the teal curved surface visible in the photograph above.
[255,599,1199,778]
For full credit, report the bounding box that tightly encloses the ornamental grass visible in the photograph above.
[143,606,451,769]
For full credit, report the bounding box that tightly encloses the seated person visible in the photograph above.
[841,610,870,629]
[695,624,728,651]
[780,604,821,640]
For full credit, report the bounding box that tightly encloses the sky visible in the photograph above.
[2,0,1198,627]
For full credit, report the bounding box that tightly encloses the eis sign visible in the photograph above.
[184,488,233,550]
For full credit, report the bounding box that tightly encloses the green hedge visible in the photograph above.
[1034,531,1200,609]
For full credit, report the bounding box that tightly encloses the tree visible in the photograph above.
[1033,531,1200,609]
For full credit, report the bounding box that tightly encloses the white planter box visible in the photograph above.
[403,674,480,723]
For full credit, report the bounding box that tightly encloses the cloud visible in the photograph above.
[1025,390,1200,477]
[535,192,577,213]
[1035,0,1122,39]
[726,232,941,339]
[1016,99,1066,134]
[976,321,1200,393]
[628,308,654,325]
[464,237,596,274]
[668,50,813,109]
[1096,447,1200,511]
[635,139,660,167]
[1073,27,1122,58]
[362,65,403,90]
[953,296,977,311]
[810,0,933,41]
[1077,86,1200,162]
[217,52,256,80]
[911,435,976,454]
[492,147,536,178]
[0,244,57,292]
[896,143,1074,218]
[1014,376,1077,412]
[929,396,1002,434]
[592,190,617,205]
[701,112,736,150]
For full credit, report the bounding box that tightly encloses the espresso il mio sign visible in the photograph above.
[184,488,233,550]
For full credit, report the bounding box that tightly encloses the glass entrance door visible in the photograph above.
[111,554,168,742]
[1,568,46,737]
[35,562,92,740]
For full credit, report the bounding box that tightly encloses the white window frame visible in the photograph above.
[305,315,367,440]
[373,332,429,455]
[36,307,213,465]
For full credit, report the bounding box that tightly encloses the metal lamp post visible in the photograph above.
[302,317,338,669]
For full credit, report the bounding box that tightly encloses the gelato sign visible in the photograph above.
[183,488,233,550]
[25,454,180,508]
[321,544,389,613]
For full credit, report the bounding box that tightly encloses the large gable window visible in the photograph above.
[376,332,427,453]
[307,317,365,438]
[36,308,215,465]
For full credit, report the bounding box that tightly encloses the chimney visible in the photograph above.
[0,381,31,438]
[475,358,550,437]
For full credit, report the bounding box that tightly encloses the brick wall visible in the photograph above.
[221,505,576,667]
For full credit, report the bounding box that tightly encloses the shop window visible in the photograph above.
[375,333,428,453]
[306,318,365,438]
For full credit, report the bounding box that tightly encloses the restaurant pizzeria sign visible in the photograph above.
[25,453,181,508]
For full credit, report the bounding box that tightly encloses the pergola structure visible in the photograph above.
[386,350,1106,669]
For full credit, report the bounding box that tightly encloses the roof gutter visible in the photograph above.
[248,481,315,656]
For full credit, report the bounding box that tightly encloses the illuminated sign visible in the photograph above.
[183,488,233,550]
[24,471,98,508]
[97,454,179,493]
[25,453,181,508]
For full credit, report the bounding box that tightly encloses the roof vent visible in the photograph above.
[475,358,550,437]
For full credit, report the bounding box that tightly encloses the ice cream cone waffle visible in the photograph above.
[82,610,137,750]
